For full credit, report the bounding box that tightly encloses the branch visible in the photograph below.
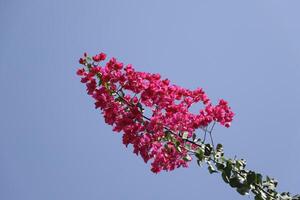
[79,56,299,200]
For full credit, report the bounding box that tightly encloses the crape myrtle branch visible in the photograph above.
[77,52,299,200]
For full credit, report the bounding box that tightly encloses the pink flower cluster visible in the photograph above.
[77,52,234,173]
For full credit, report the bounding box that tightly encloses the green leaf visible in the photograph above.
[195,148,204,161]
[207,163,217,174]
[164,131,172,140]
[163,131,171,141]
[204,144,213,157]
[192,133,197,141]
[96,74,102,86]
[256,173,263,185]
[172,138,182,152]
[197,159,202,167]
[216,162,225,171]
[185,143,191,150]
[183,154,192,161]
[229,176,242,188]
[222,172,230,183]
[175,140,181,148]
[182,131,189,139]
[281,192,292,200]
[114,97,122,102]
[86,56,92,62]
[216,143,223,153]
[236,159,246,170]
[292,194,300,200]
[224,160,232,178]
[175,145,182,152]
[236,185,250,195]
[255,195,264,200]
[247,171,256,185]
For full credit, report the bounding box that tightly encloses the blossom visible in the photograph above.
[92,52,107,62]
[76,52,234,173]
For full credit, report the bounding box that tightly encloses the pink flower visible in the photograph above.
[92,52,107,62]
[77,51,234,173]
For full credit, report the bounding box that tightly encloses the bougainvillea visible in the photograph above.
[77,52,233,173]
[77,52,299,200]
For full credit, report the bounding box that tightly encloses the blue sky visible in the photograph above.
[1,1,300,199]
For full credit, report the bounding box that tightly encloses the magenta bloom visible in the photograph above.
[77,52,234,173]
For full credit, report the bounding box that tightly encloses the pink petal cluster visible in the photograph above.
[77,52,234,173]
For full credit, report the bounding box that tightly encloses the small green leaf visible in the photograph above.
[136,103,144,113]
[175,140,181,148]
[197,159,202,167]
[204,144,213,157]
[216,144,223,152]
[182,131,189,139]
[164,131,172,141]
[216,162,225,171]
[224,160,232,178]
[114,97,122,102]
[192,133,197,141]
[236,185,250,195]
[185,143,191,150]
[255,194,266,200]
[96,74,102,86]
[222,172,230,183]
[175,145,182,152]
[292,194,300,200]
[86,56,92,62]
[236,159,246,170]
[247,171,256,185]
[207,163,217,174]
[195,148,204,161]
[229,177,242,188]
[183,154,192,161]
[256,173,263,185]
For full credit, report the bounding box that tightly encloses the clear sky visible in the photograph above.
[1,1,300,200]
